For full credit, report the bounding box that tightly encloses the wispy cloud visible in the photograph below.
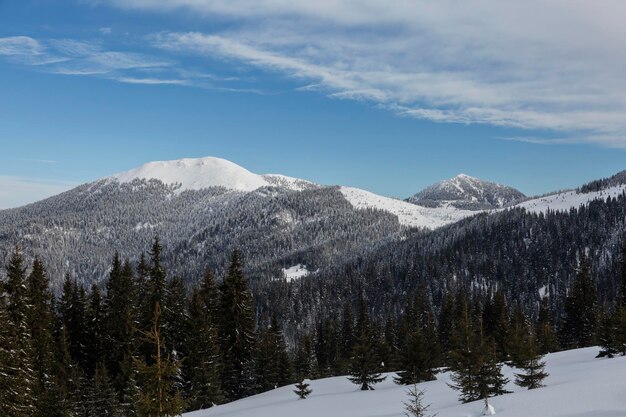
[0,36,43,55]
[0,35,233,90]
[98,0,626,148]
[113,76,187,85]
[6,1,626,147]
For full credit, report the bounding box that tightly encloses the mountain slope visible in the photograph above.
[408,174,525,210]
[184,347,624,417]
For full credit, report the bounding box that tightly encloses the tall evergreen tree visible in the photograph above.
[256,315,292,392]
[514,331,548,390]
[559,256,598,348]
[0,248,36,416]
[85,284,105,378]
[163,275,188,359]
[348,298,386,390]
[25,258,60,416]
[293,333,316,380]
[186,286,224,410]
[448,302,510,403]
[84,363,122,417]
[218,250,257,401]
[536,298,558,354]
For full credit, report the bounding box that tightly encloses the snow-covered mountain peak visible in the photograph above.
[407,174,526,210]
[111,156,268,192]
[109,156,318,193]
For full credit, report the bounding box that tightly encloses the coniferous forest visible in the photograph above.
[2,232,626,416]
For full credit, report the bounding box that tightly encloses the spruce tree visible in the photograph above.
[536,298,558,354]
[186,286,224,410]
[85,284,105,378]
[256,315,292,392]
[163,275,188,356]
[0,247,36,416]
[448,303,509,403]
[483,290,510,362]
[514,331,548,390]
[84,363,122,417]
[339,302,355,372]
[293,333,316,380]
[347,299,386,390]
[25,258,59,416]
[559,256,598,348]
[293,379,313,399]
[395,293,438,386]
[403,384,434,417]
[218,250,257,400]
[105,255,138,392]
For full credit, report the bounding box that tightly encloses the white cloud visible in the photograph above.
[113,76,187,85]
[106,0,626,147]
[0,176,78,209]
[0,36,44,56]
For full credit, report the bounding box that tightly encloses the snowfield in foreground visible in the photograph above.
[184,347,626,417]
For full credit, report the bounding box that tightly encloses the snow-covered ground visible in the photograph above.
[281,264,316,282]
[184,347,626,417]
[515,185,626,214]
[340,186,477,229]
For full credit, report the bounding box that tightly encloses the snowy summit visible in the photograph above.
[110,156,314,193]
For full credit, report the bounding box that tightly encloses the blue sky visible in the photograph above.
[1,0,625,208]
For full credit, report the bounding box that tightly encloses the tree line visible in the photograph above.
[2,237,626,416]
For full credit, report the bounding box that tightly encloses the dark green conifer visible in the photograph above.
[0,247,36,416]
[293,379,312,399]
[559,256,598,348]
[186,284,224,410]
[514,331,548,390]
[348,298,386,390]
[218,250,257,400]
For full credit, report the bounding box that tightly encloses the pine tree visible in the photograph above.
[403,384,434,417]
[218,250,257,401]
[508,304,530,368]
[25,258,60,416]
[163,275,188,361]
[0,247,36,416]
[186,286,224,410]
[256,315,292,392]
[84,363,122,417]
[293,333,316,380]
[448,303,509,403]
[339,302,355,372]
[85,284,105,378]
[105,255,138,392]
[293,379,312,399]
[144,238,167,332]
[536,298,558,354]
[438,291,455,355]
[559,255,598,348]
[347,299,386,390]
[135,302,184,417]
[514,331,548,390]
[395,293,438,386]
[483,289,510,362]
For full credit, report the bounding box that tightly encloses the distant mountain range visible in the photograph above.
[0,156,623,292]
